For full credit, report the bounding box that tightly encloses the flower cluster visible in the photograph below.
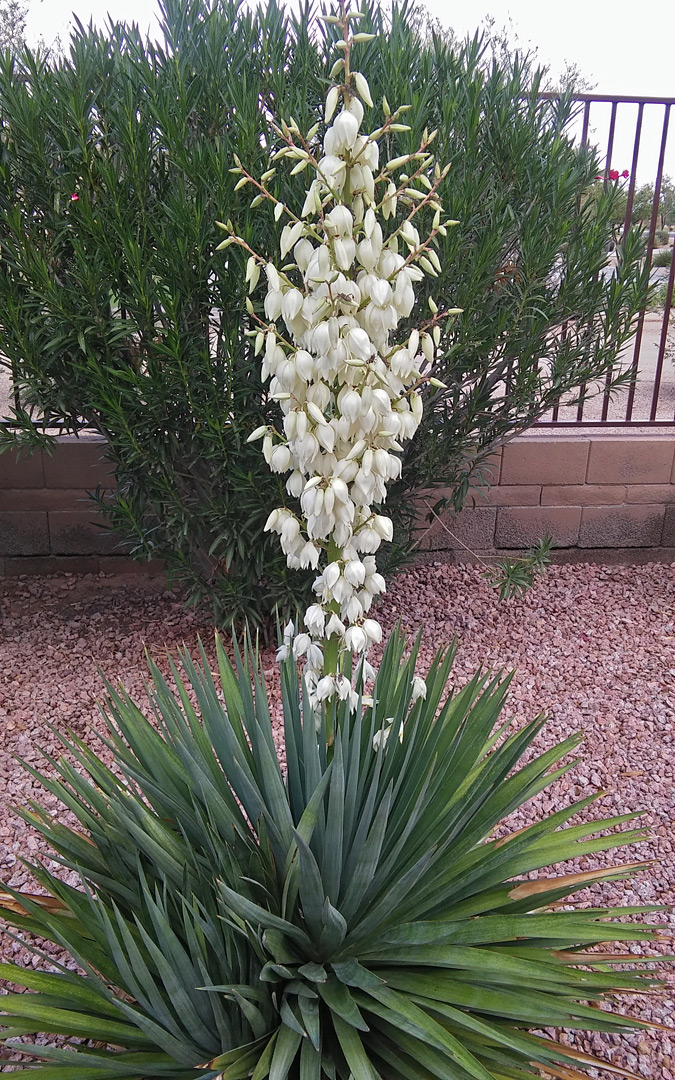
[595,169,630,181]
[219,3,459,704]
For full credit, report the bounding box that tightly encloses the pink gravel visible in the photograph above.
[0,561,674,1078]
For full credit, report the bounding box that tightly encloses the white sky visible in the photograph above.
[25,0,675,184]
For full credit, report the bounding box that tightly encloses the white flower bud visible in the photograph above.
[304,604,326,635]
[292,633,312,658]
[270,444,291,472]
[352,71,373,108]
[264,508,280,532]
[332,109,360,151]
[372,515,393,541]
[316,674,337,701]
[325,612,345,638]
[344,595,363,623]
[325,85,340,123]
[323,562,341,589]
[281,289,303,323]
[294,350,314,381]
[318,154,347,191]
[362,618,382,644]
[366,572,386,595]
[299,541,321,569]
[348,327,373,361]
[340,389,362,422]
[344,625,367,653]
[286,470,304,497]
[247,424,268,443]
[334,237,356,271]
[411,676,427,702]
[306,643,324,669]
[370,278,393,307]
[344,95,364,126]
[265,289,283,320]
[301,180,322,217]
[357,238,377,271]
[326,204,353,236]
[344,559,366,586]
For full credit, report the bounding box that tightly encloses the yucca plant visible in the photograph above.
[0,630,665,1079]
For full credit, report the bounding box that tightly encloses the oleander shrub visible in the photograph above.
[0,0,648,626]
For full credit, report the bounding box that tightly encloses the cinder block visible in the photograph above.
[625,484,675,504]
[586,438,674,485]
[43,435,114,489]
[0,511,50,554]
[579,505,665,548]
[480,485,541,506]
[496,506,581,549]
[541,485,625,506]
[3,555,100,576]
[0,488,91,510]
[661,505,675,546]
[0,448,44,489]
[501,438,590,485]
[48,510,120,555]
[417,506,497,551]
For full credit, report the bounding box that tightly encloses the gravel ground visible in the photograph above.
[0,562,674,1078]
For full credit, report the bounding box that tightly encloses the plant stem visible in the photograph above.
[323,538,343,681]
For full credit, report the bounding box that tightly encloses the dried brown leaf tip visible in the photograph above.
[508,861,655,900]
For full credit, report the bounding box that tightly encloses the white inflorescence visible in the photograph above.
[222,10,455,706]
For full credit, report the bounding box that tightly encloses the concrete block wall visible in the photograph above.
[0,434,162,576]
[1,431,675,575]
[417,432,675,562]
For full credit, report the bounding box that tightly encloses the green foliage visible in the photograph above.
[484,534,552,600]
[649,282,674,310]
[653,246,673,267]
[631,177,675,228]
[0,0,26,53]
[0,631,664,1078]
[653,228,670,249]
[0,0,649,626]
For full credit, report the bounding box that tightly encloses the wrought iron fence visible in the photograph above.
[538,93,675,427]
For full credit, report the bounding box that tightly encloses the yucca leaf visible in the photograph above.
[251,1031,277,1080]
[317,977,369,1031]
[322,734,345,902]
[365,1025,455,1080]
[318,897,348,955]
[0,997,152,1047]
[380,911,662,948]
[297,995,321,1051]
[1,1043,205,1077]
[331,1012,381,1080]
[281,768,333,921]
[374,970,647,1032]
[218,883,311,950]
[338,783,393,922]
[268,1024,302,1080]
[299,1037,322,1080]
[356,986,494,1080]
[279,998,306,1038]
